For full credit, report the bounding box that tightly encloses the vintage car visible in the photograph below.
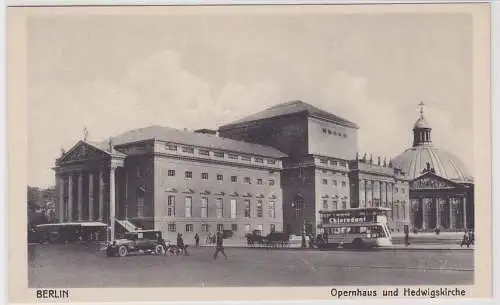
[106,230,167,257]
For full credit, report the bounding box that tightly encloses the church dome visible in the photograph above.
[392,146,473,182]
[393,102,473,183]
[413,117,431,129]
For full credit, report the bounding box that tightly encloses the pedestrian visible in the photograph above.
[301,233,306,248]
[404,224,410,246]
[177,232,189,256]
[194,232,200,248]
[308,234,314,249]
[213,231,227,260]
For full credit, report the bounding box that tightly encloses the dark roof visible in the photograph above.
[220,100,359,129]
[95,125,287,158]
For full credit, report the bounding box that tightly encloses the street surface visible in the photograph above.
[28,243,473,287]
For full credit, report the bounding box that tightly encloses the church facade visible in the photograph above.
[53,100,472,241]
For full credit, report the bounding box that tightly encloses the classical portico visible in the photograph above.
[410,171,473,231]
[53,140,125,241]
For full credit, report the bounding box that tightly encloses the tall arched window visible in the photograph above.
[293,194,304,217]
[136,188,145,218]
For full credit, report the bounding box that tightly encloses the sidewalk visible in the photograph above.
[197,238,474,251]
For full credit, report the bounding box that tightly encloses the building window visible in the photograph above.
[201,197,208,218]
[342,201,347,209]
[167,195,176,216]
[201,172,208,180]
[333,180,338,186]
[201,224,209,232]
[168,170,176,177]
[322,179,328,185]
[199,149,210,156]
[333,200,338,210]
[166,144,177,151]
[216,198,223,218]
[228,154,238,160]
[244,200,251,217]
[230,199,237,218]
[214,151,224,158]
[257,179,263,185]
[402,204,406,220]
[395,187,399,193]
[185,171,192,179]
[270,224,276,232]
[185,224,193,232]
[216,174,223,181]
[241,155,251,161]
[255,157,264,163]
[331,160,338,166]
[231,176,237,183]
[323,199,328,209]
[343,133,347,138]
[185,196,192,218]
[182,146,194,153]
[269,179,275,186]
[401,188,405,194]
[231,224,238,231]
[244,224,251,233]
[136,196,144,218]
[342,181,347,187]
[217,224,224,232]
[168,223,176,232]
[244,177,251,184]
[322,128,327,134]
[320,158,328,164]
[267,159,276,165]
[339,161,347,167]
[257,200,263,217]
[269,201,276,218]
[328,130,332,135]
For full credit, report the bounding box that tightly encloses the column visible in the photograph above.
[68,174,73,221]
[435,198,440,229]
[77,172,83,221]
[57,174,64,223]
[448,197,455,230]
[421,198,427,229]
[364,179,368,208]
[380,181,386,207]
[359,179,365,208]
[110,166,117,242]
[462,197,467,229]
[88,172,94,221]
[98,170,104,221]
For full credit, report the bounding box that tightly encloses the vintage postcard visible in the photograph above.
[6,1,492,303]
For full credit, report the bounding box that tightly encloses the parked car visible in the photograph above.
[106,230,167,257]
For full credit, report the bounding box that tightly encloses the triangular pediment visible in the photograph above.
[57,141,110,164]
[411,172,459,190]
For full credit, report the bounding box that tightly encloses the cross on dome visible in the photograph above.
[418,101,425,118]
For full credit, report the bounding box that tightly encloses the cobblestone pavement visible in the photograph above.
[28,243,473,288]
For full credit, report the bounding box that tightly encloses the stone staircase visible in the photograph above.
[116,219,139,232]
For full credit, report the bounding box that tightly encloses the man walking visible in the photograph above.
[404,224,410,247]
[213,231,227,260]
[194,232,200,248]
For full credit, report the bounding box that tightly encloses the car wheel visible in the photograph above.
[118,246,128,257]
[155,245,166,256]
[351,238,364,248]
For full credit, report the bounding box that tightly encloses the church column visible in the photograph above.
[448,197,455,230]
[68,174,73,221]
[77,172,84,221]
[364,179,368,208]
[462,196,467,229]
[421,198,427,229]
[435,197,440,229]
[109,165,117,242]
[57,174,64,223]
[98,170,104,221]
[88,172,94,221]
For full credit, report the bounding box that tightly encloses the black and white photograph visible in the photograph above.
[6,1,493,302]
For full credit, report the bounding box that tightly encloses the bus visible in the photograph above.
[318,207,392,249]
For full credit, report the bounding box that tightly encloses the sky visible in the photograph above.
[27,10,473,188]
